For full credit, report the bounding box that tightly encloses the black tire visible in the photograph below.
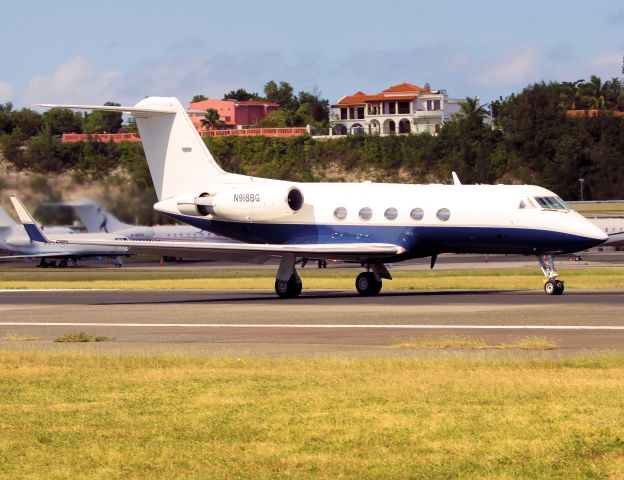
[554,280,564,295]
[275,275,302,299]
[544,280,557,295]
[59,260,68,268]
[356,272,382,296]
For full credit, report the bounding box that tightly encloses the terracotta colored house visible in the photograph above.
[188,99,279,129]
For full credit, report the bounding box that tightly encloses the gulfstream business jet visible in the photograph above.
[33,97,607,297]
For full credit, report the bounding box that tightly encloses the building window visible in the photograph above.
[334,207,347,220]
[368,104,379,115]
[398,102,410,114]
[356,107,365,119]
[359,207,372,220]
[388,103,396,114]
[384,207,398,220]
[340,108,348,120]
[410,208,424,220]
[426,99,442,111]
[349,107,355,119]
[436,208,451,221]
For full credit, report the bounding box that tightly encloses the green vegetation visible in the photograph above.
[54,332,113,343]
[2,76,624,224]
[0,267,623,291]
[1,352,624,478]
[392,335,559,350]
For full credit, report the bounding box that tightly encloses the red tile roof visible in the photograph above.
[333,83,431,106]
[382,82,429,93]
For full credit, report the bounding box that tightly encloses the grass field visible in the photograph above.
[1,267,624,290]
[1,352,624,479]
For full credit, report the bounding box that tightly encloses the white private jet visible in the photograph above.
[587,217,624,248]
[30,97,606,296]
[1,204,128,268]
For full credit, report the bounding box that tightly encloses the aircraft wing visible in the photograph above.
[48,237,405,262]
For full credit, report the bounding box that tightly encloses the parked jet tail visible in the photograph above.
[57,197,133,233]
[39,98,245,201]
[10,197,50,243]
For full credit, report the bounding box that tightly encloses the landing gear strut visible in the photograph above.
[537,255,564,295]
[275,255,302,299]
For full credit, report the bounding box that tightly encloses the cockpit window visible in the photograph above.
[534,196,569,210]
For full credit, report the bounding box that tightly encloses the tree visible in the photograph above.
[191,94,208,103]
[605,78,624,111]
[558,79,584,110]
[264,80,297,110]
[0,102,14,134]
[83,102,123,133]
[579,75,608,110]
[200,109,224,130]
[42,108,83,135]
[11,108,43,137]
[223,88,262,101]
[296,87,330,123]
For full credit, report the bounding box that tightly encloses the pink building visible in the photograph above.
[188,99,279,129]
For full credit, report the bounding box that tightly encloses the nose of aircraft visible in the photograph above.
[571,216,608,251]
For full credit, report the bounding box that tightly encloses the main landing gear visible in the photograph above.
[273,257,392,299]
[537,255,564,296]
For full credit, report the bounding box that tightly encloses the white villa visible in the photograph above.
[330,82,463,135]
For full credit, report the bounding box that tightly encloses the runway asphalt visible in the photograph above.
[1,288,624,357]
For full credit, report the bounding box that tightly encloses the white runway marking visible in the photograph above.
[1,322,624,330]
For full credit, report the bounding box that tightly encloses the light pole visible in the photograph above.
[579,178,585,201]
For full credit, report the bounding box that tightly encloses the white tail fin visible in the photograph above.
[60,197,133,233]
[40,97,241,200]
[0,207,16,244]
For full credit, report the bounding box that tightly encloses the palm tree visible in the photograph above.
[579,75,608,110]
[558,79,584,110]
[605,77,624,111]
[200,109,223,130]
[458,97,489,122]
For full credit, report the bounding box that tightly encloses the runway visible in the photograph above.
[1,289,624,356]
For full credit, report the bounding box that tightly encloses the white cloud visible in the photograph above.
[0,81,15,102]
[17,56,122,106]
[472,46,540,88]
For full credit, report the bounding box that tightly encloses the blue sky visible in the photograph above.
[1,0,623,108]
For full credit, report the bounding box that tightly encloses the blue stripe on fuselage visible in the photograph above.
[165,213,602,257]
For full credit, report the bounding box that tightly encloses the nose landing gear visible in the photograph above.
[537,255,564,295]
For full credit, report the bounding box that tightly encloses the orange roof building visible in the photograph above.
[330,82,462,135]
[188,98,279,130]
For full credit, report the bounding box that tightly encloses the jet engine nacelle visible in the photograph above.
[175,186,304,221]
[5,234,32,248]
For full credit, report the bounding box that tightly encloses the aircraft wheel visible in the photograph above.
[59,260,68,268]
[544,280,557,295]
[275,275,302,299]
[356,272,382,296]
[555,280,564,295]
[40,259,48,268]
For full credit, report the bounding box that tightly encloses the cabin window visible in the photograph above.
[436,208,451,221]
[359,207,372,220]
[334,207,347,220]
[384,207,398,220]
[410,208,424,220]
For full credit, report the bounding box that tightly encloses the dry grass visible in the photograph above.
[1,352,624,478]
[1,332,41,341]
[1,267,624,291]
[54,332,114,343]
[392,335,559,350]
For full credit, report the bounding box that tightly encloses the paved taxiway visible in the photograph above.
[1,289,624,356]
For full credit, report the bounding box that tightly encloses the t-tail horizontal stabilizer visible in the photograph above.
[9,197,49,243]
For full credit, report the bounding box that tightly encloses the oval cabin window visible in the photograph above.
[410,208,424,221]
[436,208,451,221]
[359,207,372,220]
[384,208,398,220]
[334,207,347,220]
